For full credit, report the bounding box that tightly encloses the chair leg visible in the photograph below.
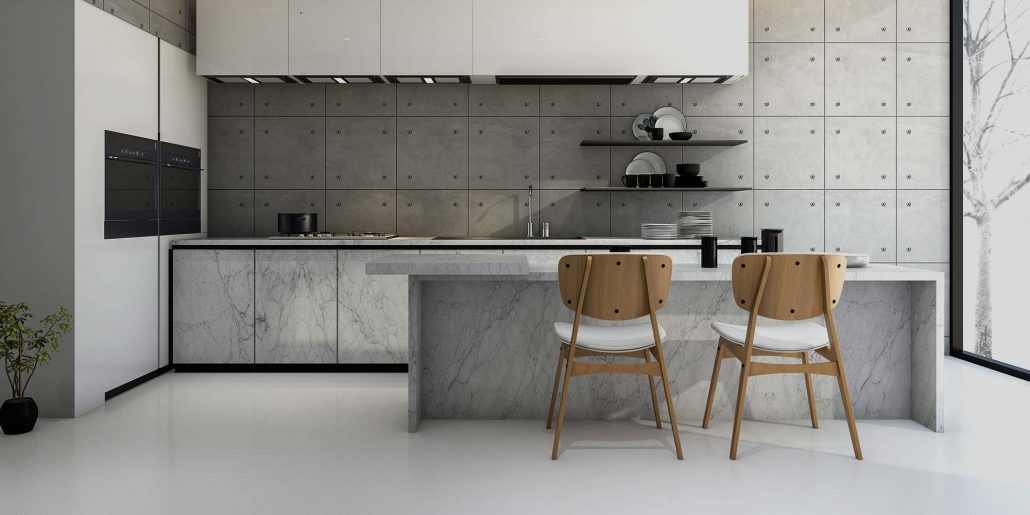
[801,352,819,429]
[835,361,864,460]
[702,344,726,429]
[644,349,662,429]
[551,354,575,460]
[654,346,683,460]
[546,345,567,429]
[729,361,751,460]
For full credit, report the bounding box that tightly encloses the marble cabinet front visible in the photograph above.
[172,249,255,363]
[337,249,413,364]
[255,250,337,363]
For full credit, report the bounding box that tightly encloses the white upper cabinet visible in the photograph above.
[381,0,472,76]
[289,0,381,76]
[196,0,288,76]
[471,0,749,79]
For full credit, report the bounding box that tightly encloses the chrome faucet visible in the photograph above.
[527,185,535,238]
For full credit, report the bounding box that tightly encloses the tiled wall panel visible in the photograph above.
[83,0,195,52]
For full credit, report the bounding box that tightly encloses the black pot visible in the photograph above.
[0,397,38,435]
[649,128,664,140]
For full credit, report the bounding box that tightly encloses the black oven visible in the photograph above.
[159,141,201,235]
[105,131,158,239]
[104,131,202,239]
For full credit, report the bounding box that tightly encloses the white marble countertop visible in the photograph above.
[367,254,943,283]
[171,237,725,247]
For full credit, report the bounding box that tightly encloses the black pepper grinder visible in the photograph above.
[740,236,758,254]
[760,229,783,253]
[701,236,718,268]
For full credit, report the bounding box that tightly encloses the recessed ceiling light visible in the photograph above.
[332,77,348,84]
[242,77,259,84]
[343,37,351,41]
[423,77,435,84]
[677,77,691,84]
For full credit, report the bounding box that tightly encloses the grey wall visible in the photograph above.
[80,0,195,53]
[204,0,950,259]
[0,0,77,417]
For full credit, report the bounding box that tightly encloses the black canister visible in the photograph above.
[760,229,783,253]
[701,236,718,268]
[740,236,758,254]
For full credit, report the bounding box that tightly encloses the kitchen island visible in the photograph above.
[367,253,945,432]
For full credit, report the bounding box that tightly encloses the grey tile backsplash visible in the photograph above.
[205,0,950,271]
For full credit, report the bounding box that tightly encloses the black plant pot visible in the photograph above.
[0,397,38,435]
[649,128,664,141]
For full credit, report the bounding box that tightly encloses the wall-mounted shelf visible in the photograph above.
[579,140,748,147]
[580,187,752,192]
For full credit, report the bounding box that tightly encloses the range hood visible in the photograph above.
[197,0,749,85]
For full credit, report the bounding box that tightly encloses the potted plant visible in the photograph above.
[0,302,72,435]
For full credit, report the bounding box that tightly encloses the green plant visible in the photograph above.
[0,302,72,399]
[636,115,658,134]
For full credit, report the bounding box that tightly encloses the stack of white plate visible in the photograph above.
[641,223,678,240]
[677,211,714,238]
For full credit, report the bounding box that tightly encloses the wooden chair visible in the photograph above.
[702,253,862,460]
[546,254,683,460]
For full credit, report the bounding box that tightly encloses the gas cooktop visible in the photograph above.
[269,232,398,240]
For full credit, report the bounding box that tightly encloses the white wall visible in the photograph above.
[74,2,160,416]
[0,0,76,417]
[158,39,209,368]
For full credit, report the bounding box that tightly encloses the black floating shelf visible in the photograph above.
[579,139,748,147]
[580,187,752,192]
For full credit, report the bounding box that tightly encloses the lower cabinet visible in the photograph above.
[337,249,414,364]
[172,248,410,364]
[172,249,256,363]
[255,250,337,363]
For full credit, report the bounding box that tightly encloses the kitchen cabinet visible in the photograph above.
[472,0,747,78]
[289,0,380,76]
[196,0,288,76]
[381,0,471,76]
[256,250,337,364]
[338,250,413,363]
[172,249,255,364]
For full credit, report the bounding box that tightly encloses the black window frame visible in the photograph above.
[950,0,1030,381]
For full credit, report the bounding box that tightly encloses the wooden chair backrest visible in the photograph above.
[731,254,846,321]
[558,254,673,321]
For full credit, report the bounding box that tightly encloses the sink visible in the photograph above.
[431,236,586,240]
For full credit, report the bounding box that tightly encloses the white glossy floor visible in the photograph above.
[1,358,1028,515]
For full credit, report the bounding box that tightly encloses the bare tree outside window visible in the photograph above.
[963,0,1030,358]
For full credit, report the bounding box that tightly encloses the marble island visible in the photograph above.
[366,254,945,433]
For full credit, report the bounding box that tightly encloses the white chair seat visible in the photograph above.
[553,322,666,353]
[711,321,829,353]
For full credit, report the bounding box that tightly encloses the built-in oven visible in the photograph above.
[104,131,202,239]
[158,141,201,235]
[105,131,158,239]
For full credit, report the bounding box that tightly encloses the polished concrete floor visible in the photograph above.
[1,357,1027,514]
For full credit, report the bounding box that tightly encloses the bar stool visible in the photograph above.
[701,253,863,460]
[546,254,683,460]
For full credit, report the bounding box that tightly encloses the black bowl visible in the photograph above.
[669,131,693,140]
[676,163,701,176]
